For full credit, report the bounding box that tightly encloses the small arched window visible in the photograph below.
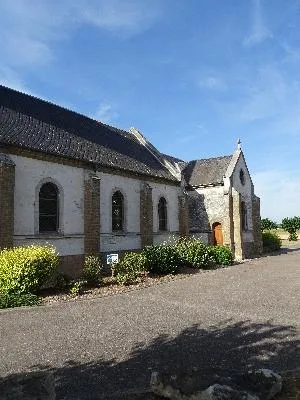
[158,197,167,231]
[241,201,248,230]
[240,169,245,185]
[112,191,124,231]
[39,182,59,232]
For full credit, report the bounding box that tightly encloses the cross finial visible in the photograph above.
[237,138,241,150]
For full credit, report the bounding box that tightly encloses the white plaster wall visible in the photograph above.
[10,154,182,254]
[152,182,181,245]
[152,183,180,232]
[98,172,141,251]
[98,172,181,250]
[11,154,84,256]
[232,154,254,235]
[14,236,84,256]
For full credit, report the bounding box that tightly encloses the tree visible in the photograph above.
[281,217,300,241]
[260,218,277,231]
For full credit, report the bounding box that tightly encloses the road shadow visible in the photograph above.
[1,319,299,399]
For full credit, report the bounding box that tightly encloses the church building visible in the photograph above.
[0,85,262,276]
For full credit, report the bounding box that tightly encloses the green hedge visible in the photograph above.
[82,255,103,285]
[142,244,181,275]
[212,245,234,266]
[262,231,282,252]
[113,253,147,285]
[0,292,41,309]
[0,245,59,295]
[175,238,216,269]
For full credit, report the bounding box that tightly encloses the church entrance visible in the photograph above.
[213,222,223,245]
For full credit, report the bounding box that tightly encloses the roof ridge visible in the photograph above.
[0,84,129,134]
[0,85,178,182]
[188,155,232,163]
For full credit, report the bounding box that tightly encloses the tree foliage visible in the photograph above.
[260,218,277,231]
[281,217,300,241]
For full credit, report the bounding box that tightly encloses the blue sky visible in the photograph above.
[1,0,300,221]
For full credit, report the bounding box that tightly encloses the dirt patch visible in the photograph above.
[40,267,209,306]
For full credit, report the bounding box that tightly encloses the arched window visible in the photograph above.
[158,197,167,231]
[240,169,245,185]
[112,191,124,231]
[39,182,59,232]
[241,201,248,230]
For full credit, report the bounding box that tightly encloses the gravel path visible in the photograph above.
[0,248,299,399]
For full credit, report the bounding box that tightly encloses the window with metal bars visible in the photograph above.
[158,197,167,231]
[112,191,124,231]
[39,182,59,232]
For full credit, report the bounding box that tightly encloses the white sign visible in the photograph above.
[107,253,119,264]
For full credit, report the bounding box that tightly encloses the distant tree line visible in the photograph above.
[261,216,300,241]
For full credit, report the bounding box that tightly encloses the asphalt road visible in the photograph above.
[0,248,299,399]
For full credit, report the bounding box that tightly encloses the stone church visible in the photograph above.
[0,85,262,275]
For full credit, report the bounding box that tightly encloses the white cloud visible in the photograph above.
[79,0,162,34]
[243,0,272,46]
[238,67,288,123]
[0,0,164,90]
[94,103,118,124]
[253,169,300,222]
[197,76,227,91]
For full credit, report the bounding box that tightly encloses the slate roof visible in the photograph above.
[161,153,188,171]
[182,155,232,187]
[0,85,178,182]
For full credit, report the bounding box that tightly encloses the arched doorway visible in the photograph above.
[212,222,223,245]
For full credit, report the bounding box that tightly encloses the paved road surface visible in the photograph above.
[0,248,299,399]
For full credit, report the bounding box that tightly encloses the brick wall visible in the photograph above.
[0,156,15,248]
[140,182,153,247]
[84,174,100,255]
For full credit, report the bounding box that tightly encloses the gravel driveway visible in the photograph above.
[0,248,299,399]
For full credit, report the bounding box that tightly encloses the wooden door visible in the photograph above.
[213,222,223,245]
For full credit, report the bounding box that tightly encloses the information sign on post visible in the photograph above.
[106,253,119,265]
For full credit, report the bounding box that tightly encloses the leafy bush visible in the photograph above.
[261,218,277,231]
[0,292,41,309]
[175,238,216,269]
[82,255,102,285]
[54,273,71,291]
[288,232,298,241]
[0,245,59,295]
[114,253,147,285]
[281,217,300,240]
[143,244,181,275]
[69,280,84,297]
[262,231,282,252]
[211,245,234,266]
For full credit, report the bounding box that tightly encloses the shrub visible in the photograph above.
[69,280,84,297]
[288,232,298,241]
[82,255,102,285]
[281,217,300,240]
[211,245,234,266]
[143,244,181,275]
[114,252,147,285]
[262,231,282,252]
[0,245,59,295]
[54,273,71,291]
[261,218,277,231]
[175,238,215,269]
[0,292,41,309]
